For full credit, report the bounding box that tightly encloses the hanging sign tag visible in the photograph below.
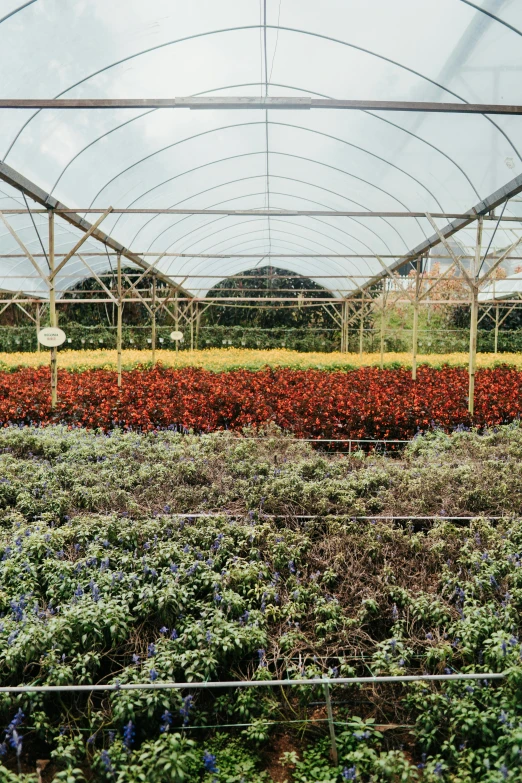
[170,331,184,341]
[38,327,66,347]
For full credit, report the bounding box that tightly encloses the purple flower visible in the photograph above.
[203,751,218,773]
[342,767,356,780]
[100,750,114,774]
[148,644,156,657]
[123,721,134,750]
[160,710,172,733]
[149,669,158,682]
[180,694,193,725]
[159,626,168,635]
[170,629,178,640]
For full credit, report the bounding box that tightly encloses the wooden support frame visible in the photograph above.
[49,212,57,409]
[51,208,113,279]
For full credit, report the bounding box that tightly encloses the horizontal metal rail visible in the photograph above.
[1,208,522,220]
[1,97,522,114]
[155,513,507,520]
[0,672,506,694]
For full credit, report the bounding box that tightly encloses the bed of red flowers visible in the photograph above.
[0,364,520,439]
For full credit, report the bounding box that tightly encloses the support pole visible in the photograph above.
[175,292,179,354]
[48,212,57,409]
[151,278,156,365]
[35,303,40,353]
[340,301,346,352]
[117,254,122,387]
[359,295,364,357]
[412,256,421,380]
[190,301,194,352]
[379,281,387,370]
[195,302,201,350]
[323,684,338,765]
[494,303,499,354]
[469,217,483,416]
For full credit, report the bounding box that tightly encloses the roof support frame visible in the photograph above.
[0,161,193,298]
[1,97,522,114]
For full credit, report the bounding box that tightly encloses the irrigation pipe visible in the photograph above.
[161,512,507,520]
[0,672,506,694]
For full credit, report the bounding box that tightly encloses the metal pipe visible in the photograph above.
[1,96,522,113]
[0,672,506,695]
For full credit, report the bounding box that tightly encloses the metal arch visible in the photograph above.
[126,172,408,255]
[4,21,520,164]
[171,230,358,284]
[167,203,384,265]
[162,220,376,281]
[85,119,447,215]
[149,214,366,268]
[175,239,357,287]
[49,109,156,195]
[115,152,412,251]
[45,80,481,205]
[458,0,522,37]
[148,194,395,277]
[0,0,36,26]
[143,197,391,265]
[270,121,445,212]
[136,149,427,249]
[180,249,357,298]
[125,174,401,254]
[87,121,262,208]
[165,222,351,268]
[130,181,397,257]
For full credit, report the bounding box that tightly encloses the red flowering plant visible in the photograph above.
[1,364,521,438]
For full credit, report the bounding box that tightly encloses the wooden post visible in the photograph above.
[48,211,58,409]
[340,301,345,352]
[35,303,40,353]
[494,303,499,354]
[190,301,194,352]
[359,295,364,357]
[175,292,179,354]
[380,281,387,370]
[195,302,201,350]
[117,254,122,387]
[151,277,156,365]
[469,217,482,416]
[323,684,338,765]
[412,256,421,380]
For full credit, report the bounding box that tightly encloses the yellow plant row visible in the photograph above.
[0,348,521,372]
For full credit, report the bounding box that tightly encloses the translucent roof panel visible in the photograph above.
[0,0,522,298]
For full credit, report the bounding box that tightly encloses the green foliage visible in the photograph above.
[0,426,522,779]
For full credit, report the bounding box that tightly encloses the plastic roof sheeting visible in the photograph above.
[1,0,522,298]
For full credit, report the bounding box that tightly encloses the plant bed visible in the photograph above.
[0,427,520,779]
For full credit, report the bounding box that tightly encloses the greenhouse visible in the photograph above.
[1,2,522,781]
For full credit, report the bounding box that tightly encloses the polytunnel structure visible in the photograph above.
[1,0,522,410]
